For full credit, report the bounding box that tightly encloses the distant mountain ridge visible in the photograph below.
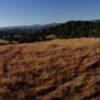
[0,19,100,31]
[0,23,58,31]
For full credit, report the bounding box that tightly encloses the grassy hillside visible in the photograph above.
[0,38,100,99]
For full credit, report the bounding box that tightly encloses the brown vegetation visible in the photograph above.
[0,38,100,100]
[0,39,9,45]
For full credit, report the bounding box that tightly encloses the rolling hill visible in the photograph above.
[0,38,100,100]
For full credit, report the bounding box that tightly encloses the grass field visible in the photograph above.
[0,39,9,45]
[0,38,100,100]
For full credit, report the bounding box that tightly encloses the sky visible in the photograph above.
[0,0,100,27]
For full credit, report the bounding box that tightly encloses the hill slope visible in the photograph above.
[0,38,100,100]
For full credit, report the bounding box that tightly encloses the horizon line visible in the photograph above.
[0,18,100,28]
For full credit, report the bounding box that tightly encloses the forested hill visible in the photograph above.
[0,20,100,43]
[42,21,100,38]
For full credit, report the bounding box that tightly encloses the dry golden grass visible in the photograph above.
[0,38,100,100]
[0,39,9,45]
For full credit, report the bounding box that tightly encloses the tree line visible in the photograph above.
[0,21,100,43]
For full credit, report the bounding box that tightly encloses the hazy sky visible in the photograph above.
[0,0,100,27]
